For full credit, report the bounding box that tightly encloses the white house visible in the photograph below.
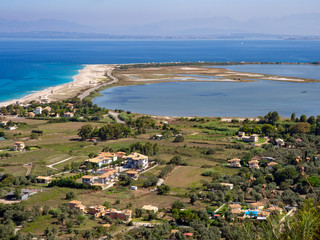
[125,152,148,169]
[34,107,42,115]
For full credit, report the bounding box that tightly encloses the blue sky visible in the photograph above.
[1,0,319,26]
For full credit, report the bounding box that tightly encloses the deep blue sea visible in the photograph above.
[1,39,320,116]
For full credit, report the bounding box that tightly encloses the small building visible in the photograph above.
[43,106,52,112]
[97,169,118,184]
[115,151,126,158]
[28,112,35,117]
[36,176,54,184]
[249,202,265,211]
[69,200,86,213]
[67,103,74,109]
[125,152,149,169]
[142,205,158,212]
[267,206,283,213]
[184,233,194,238]
[248,160,259,169]
[229,204,242,212]
[6,189,37,201]
[88,205,106,217]
[81,175,97,185]
[130,186,138,190]
[126,170,139,179]
[109,209,132,221]
[242,134,259,143]
[0,121,8,126]
[34,107,42,115]
[227,158,241,168]
[86,152,118,168]
[12,142,25,151]
[238,131,246,138]
[257,211,271,220]
[267,161,278,170]
[64,112,74,118]
[275,138,285,147]
[220,183,234,190]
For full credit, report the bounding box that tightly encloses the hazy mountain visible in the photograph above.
[0,13,319,37]
[0,18,99,33]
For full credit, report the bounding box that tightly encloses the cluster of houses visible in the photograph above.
[227,202,284,221]
[227,156,278,170]
[68,200,132,222]
[28,103,75,118]
[85,151,149,170]
[81,169,119,186]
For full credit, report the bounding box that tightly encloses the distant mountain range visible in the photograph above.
[0,13,320,39]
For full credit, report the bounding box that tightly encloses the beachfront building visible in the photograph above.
[86,152,118,168]
[125,152,148,169]
[227,158,241,168]
[142,205,159,212]
[69,200,86,213]
[248,160,260,169]
[33,107,42,115]
[36,176,54,184]
[12,142,25,151]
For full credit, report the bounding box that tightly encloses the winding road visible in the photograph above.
[78,68,118,100]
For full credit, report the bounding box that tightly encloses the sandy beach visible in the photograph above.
[0,64,113,107]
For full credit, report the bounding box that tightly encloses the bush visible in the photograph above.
[173,135,184,143]
[65,191,75,200]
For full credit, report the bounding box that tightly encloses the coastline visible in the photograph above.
[0,64,114,107]
[0,61,319,108]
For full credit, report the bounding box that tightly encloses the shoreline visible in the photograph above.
[0,64,114,107]
[0,61,319,108]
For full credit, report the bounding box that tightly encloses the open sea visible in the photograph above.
[1,39,320,116]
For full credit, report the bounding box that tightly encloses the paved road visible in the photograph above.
[78,68,118,100]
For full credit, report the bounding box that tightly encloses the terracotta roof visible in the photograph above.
[228,158,241,162]
[82,175,95,179]
[69,200,82,204]
[125,152,148,160]
[229,204,242,209]
[268,161,278,166]
[249,160,259,164]
[250,202,264,207]
[267,206,283,211]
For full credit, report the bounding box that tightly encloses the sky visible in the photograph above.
[1,0,320,26]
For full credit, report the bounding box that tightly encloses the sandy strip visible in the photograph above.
[0,65,113,107]
[266,77,304,82]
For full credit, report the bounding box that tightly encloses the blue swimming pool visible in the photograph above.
[245,210,259,216]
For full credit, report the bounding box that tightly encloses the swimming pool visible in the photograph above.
[245,210,259,216]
